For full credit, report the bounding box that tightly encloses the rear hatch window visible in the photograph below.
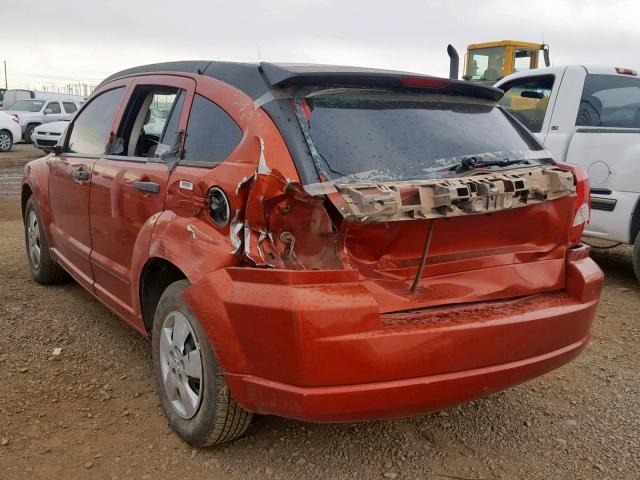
[300,89,549,183]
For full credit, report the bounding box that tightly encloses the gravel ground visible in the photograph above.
[0,145,638,479]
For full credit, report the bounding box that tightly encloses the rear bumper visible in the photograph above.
[225,338,587,422]
[183,250,602,422]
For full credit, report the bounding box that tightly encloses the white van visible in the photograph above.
[495,66,640,280]
[1,89,84,110]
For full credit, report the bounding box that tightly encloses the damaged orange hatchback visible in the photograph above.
[22,61,603,446]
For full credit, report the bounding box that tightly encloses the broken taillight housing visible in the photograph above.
[556,163,590,245]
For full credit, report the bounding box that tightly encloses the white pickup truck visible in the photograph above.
[495,66,640,280]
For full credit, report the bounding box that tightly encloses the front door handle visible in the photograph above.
[71,169,90,181]
[133,181,160,193]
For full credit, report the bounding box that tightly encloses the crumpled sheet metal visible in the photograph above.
[325,165,576,222]
[230,138,341,270]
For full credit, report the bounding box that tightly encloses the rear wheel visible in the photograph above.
[24,196,67,283]
[0,130,12,152]
[633,231,640,282]
[152,280,252,446]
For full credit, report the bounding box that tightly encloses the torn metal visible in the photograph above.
[231,137,342,270]
[231,140,575,269]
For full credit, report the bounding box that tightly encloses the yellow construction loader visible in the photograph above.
[460,40,550,83]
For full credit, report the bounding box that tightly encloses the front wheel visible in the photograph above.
[152,280,253,446]
[633,231,640,282]
[24,124,36,143]
[24,196,68,283]
[0,130,12,152]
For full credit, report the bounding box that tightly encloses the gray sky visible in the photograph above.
[2,0,639,90]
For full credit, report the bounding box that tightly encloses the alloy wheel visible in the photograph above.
[27,210,41,269]
[159,311,203,419]
[0,133,11,151]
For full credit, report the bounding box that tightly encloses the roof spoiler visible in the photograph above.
[259,62,503,101]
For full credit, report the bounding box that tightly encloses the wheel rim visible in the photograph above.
[27,210,41,269]
[159,311,203,419]
[0,133,10,151]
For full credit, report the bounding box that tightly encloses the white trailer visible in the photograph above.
[1,89,84,110]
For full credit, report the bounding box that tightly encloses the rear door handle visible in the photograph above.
[71,169,90,181]
[133,181,160,193]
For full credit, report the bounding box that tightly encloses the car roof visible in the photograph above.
[99,61,504,101]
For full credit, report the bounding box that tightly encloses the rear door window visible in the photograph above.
[63,102,78,114]
[498,75,554,133]
[576,74,640,128]
[181,94,242,166]
[67,87,125,155]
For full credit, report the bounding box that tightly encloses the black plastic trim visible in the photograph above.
[590,187,612,195]
[590,196,617,212]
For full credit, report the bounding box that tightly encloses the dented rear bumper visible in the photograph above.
[182,248,602,423]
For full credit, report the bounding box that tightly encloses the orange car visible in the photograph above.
[21,61,602,446]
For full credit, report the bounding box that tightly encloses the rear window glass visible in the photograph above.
[182,94,242,166]
[577,74,640,128]
[304,89,544,183]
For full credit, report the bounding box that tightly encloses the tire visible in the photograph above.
[152,280,252,446]
[0,130,12,152]
[24,196,68,284]
[633,231,640,282]
[24,124,37,143]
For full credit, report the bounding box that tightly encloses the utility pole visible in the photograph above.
[3,61,7,90]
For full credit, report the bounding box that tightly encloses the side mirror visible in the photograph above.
[44,108,53,114]
[51,144,63,155]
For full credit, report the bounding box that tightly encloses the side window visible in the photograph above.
[577,74,640,128]
[46,102,62,114]
[114,86,185,158]
[498,75,554,133]
[67,87,124,155]
[182,94,242,166]
[513,49,534,73]
[63,102,78,114]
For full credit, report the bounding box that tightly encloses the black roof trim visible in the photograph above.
[259,62,503,101]
[99,60,503,102]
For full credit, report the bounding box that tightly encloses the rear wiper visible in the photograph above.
[448,156,530,174]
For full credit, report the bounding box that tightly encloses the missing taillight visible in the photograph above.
[556,163,590,245]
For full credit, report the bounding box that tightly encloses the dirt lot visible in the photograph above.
[0,144,638,479]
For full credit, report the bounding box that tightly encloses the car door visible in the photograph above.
[564,72,640,242]
[47,85,127,290]
[89,75,195,321]
[43,101,64,124]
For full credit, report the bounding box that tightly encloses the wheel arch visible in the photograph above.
[139,257,188,333]
[21,183,33,219]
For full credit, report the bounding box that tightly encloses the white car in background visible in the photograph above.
[0,111,22,152]
[495,65,640,279]
[4,98,80,143]
[31,120,69,152]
